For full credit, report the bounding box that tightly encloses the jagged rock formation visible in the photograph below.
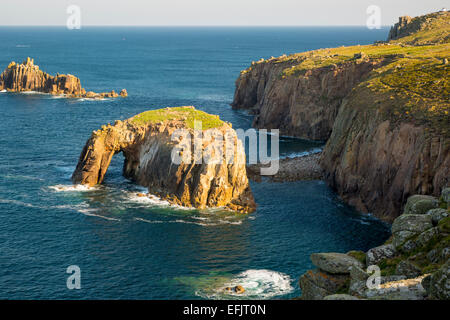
[387,11,450,44]
[232,11,450,220]
[388,16,413,40]
[298,191,450,300]
[71,106,256,213]
[0,57,127,99]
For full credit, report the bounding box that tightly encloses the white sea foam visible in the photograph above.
[123,190,196,211]
[76,97,111,102]
[48,184,98,192]
[282,147,322,159]
[0,198,39,208]
[197,269,294,300]
[77,208,121,221]
[134,217,164,224]
[19,91,48,95]
[1,174,44,181]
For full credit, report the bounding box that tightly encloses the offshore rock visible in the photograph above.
[0,57,126,98]
[71,106,256,213]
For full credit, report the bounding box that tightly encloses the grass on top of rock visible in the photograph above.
[130,106,225,129]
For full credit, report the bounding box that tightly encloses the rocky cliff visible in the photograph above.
[232,54,383,140]
[232,11,449,220]
[71,106,256,213]
[0,57,127,98]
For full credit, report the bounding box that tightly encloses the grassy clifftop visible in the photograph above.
[241,11,449,136]
[130,106,225,129]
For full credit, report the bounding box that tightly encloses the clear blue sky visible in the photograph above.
[0,0,448,26]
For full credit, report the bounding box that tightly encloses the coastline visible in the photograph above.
[247,153,323,183]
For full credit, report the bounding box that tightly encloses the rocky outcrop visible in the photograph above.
[310,252,364,274]
[387,11,450,44]
[0,57,126,99]
[298,192,450,300]
[71,106,256,213]
[388,16,413,41]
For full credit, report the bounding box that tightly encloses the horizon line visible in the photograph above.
[0,24,391,28]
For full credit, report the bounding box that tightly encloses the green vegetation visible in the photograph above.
[130,106,225,129]
[390,12,450,45]
[438,216,450,233]
[378,231,450,277]
[347,250,366,264]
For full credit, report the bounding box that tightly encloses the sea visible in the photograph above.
[0,26,391,299]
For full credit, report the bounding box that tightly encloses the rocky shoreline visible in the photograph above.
[246,153,323,182]
[0,57,127,99]
[298,188,450,300]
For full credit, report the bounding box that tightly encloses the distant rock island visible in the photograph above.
[232,10,449,221]
[72,106,256,213]
[0,57,127,99]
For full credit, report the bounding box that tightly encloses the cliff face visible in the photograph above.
[231,11,449,220]
[72,106,256,213]
[232,55,383,141]
[0,57,127,98]
[320,86,449,221]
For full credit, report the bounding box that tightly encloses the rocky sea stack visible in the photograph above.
[71,106,256,213]
[232,11,449,221]
[0,57,127,99]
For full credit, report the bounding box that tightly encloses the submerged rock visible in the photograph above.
[71,106,256,213]
[224,285,245,294]
[0,57,126,99]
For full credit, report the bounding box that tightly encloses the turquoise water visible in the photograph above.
[0,27,390,299]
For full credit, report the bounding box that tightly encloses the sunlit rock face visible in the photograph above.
[0,57,126,98]
[72,106,256,213]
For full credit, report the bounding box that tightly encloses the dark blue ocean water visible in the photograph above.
[0,27,391,299]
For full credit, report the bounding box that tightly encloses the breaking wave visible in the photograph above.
[196,269,294,300]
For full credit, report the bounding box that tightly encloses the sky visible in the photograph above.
[0,0,448,26]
